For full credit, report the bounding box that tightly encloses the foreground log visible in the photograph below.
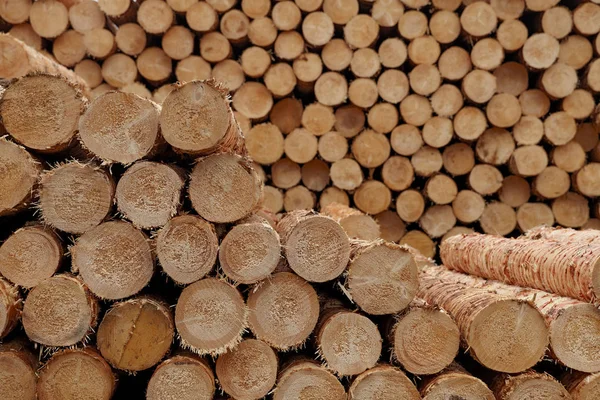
[0,74,87,153]
[0,138,40,217]
[562,371,600,400]
[22,274,98,347]
[419,363,494,400]
[147,354,215,400]
[390,298,460,375]
[37,348,115,400]
[348,365,420,400]
[491,371,571,400]
[0,226,62,288]
[38,162,114,234]
[322,202,380,240]
[418,266,548,373]
[97,297,173,372]
[0,340,37,400]
[0,278,20,340]
[277,211,350,282]
[274,358,346,400]
[71,221,154,300]
[175,278,247,355]
[441,232,600,303]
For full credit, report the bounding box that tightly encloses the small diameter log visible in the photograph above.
[513,116,544,146]
[460,1,497,37]
[391,299,460,375]
[419,205,456,239]
[52,30,86,67]
[335,105,365,138]
[442,143,475,176]
[83,29,116,60]
[322,203,380,241]
[396,190,426,224]
[453,107,486,141]
[37,348,115,400]
[79,91,160,164]
[38,162,114,234]
[533,166,570,199]
[495,62,528,96]
[322,39,353,72]
[499,176,530,208]
[346,240,418,315]
[438,47,472,81]
[1,74,86,153]
[574,163,600,197]
[302,103,334,136]
[22,274,97,346]
[0,226,62,288]
[424,174,458,205]
[272,158,301,189]
[520,89,551,118]
[274,359,346,400]
[552,192,590,228]
[497,19,528,52]
[121,82,152,99]
[0,0,31,25]
[272,1,301,31]
[542,6,572,39]
[441,232,600,303]
[302,12,334,48]
[247,272,318,350]
[0,278,21,339]
[315,72,348,107]
[115,161,184,229]
[517,203,554,232]
[175,56,211,82]
[323,0,358,25]
[156,215,217,285]
[354,181,392,215]
[565,91,596,121]
[411,146,443,178]
[216,339,277,400]
[30,0,69,39]
[147,354,215,400]
[0,138,40,216]
[69,0,105,33]
[480,202,517,236]
[262,186,284,213]
[462,69,497,104]
[452,190,485,224]
[284,186,315,211]
[419,363,495,400]
[265,63,297,98]
[491,371,571,400]
[219,218,280,284]
[377,70,409,105]
[509,145,549,177]
[320,187,350,209]
[348,365,421,400]
[316,307,382,376]
[573,2,600,36]
[475,128,515,166]
[302,159,329,191]
[101,54,138,88]
[0,340,37,400]
[137,0,174,35]
[349,78,379,109]
[398,10,428,40]
[115,23,147,56]
[431,84,463,117]
[189,153,262,223]
[277,211,350,282]
[562,371,600,400]
[248,17,277,48]
[98,0,137,24]
[71,221,154,300]
[136,47,173,85]
[544,111,577,145]
[74,60,102,89]
[400,230,436,259]
[523,34,560,70]
[98,297,173,372]
[375,210,406,242]
[233,82,273,121]
[419,266,548,373]
[212,60,245,92]
[352,129,390,169]
[176,278,247,355]
[554,141,586,172]
[8,24,42,50]
[381,155,413,192]
[269,98,302,134]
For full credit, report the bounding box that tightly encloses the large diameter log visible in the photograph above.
[0,340,37,400]
[348,365,420,400]
[0,278,21,340]
[419,363,494,400]
[97,297,173,372]
[160,80,245,155]
[316,307,382,376]
[277,211,350,282]
[0,74,87,153]
[0,138,40,216]
[321,203,380,241]
[78,91,160,164]
[562,372,600,400]
[247,272,319,350]
[37,348,115,400]
[0,226,62,288]
[216,339,277,399]
[156,215,218,285]
[418,266,548,373]
[22,274,98,347]
[189,153,262,223]
[491,371,571,400]
[38,162,114,234]
[441,232,600,303]
[71,221,154,300]
[175,278,247,355]
[391,298,460,375]
[147,354,215,400]
[274,359,346,400]
[346,240,418,315]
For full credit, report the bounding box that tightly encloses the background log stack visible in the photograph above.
[1,0,600,257]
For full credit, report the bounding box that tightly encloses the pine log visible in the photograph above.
[147,354,215,400]
[382,155,414,191]
[348,365,420,400]
[264,63,297,98]
[442,143,475,176]
[520,89,551,117]
[453,107,486,141]
[138,0,174,34]
[497,19,528,51]
[374,210,406,242]
[399,230,435,258]
[271,1,300,30]
[320,187,350,209]
[562,371,600,400]
[97,297,173,372]
[419,363,494,400]
[74,60,102,89]
[348,78,379,108]
[516,202,554,232]
[0,278,21,339]
[101,53,138,88]
[334,104,364,138]
[513,116,544,145]
[175,56,211,82]
[30,0,69,39]
[186,1,218,33]
[8,24,42,50]
[396,190,426,223]
[262,186,284,213]
[301,159,329,191]
[0,340,37,400]
[283,185,316,211]
[274,359,346,400]
[271,158,301,189]
[438,46,472,80]
[330,158,363,190]
[136,47,173,85]
[553,141,586,172]
[233,82,273,121]
[98,0,137,24]
[354,180,392,215]
[322,39,353,72]
[431,84,463,117]
[52,30,86,67]
[398,10,427,39]
[491,371,571,400]
[0,138,41,217]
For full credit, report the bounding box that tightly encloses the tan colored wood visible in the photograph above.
[271,158,301,189]
[412,146,443,177]
[408,35,440,65]
[284,186,316,211]
[432,0,460,10]
[390,125,422,157]
[396,190,425,223]
[147,355,214,400]
[98,0,136,24]
[352,129,390,168]
[206,0,236,12]
[378,37,407,68]
[367,103,398,134]
[269,97,302,134]
[318,132,347,162]
[487,93,522,128]
[162,26,194,61]
[262,185,284,213]
[398,10,427,39]
[475,128,515,165]
[586,59,600,92]
[322,39,353,71]
[542,6,572,39]
[400,94,432,126]
[241,46,271,78]
[541,63,578,100]
[301,12,334,48]
[293,53,323,92]
[443,143,475,176]
[469,164,503,195]
[272,1,301,30]
[176,55,211,82]
[471,38,505,70]
[137,47,172,84]
[400,230,435,258]
[84,28,116,60]
[491,0,524,20]
[381,156,413,192]
[167,0,197,12]
[425,174,457,205]
[533,166,570,199]
[23,274,97,346]
[377,69,409,104]
[494,62,528,96]
[0,0,31,24]
[0,138,40,217]
[90,83,115,99]
[422,117,452,148]
[114,23,146,56]
[452,190,484,224]
[563,89,595,120]
[69,0,105,33]
[513,116,544,145]
[8,24,42,50]
[552,141,586,173]
[544,111,577,145]
[573,2,600,36]
[460,1,497,37]
[429,10,460,44]
[74,59,102,89]
[552,192,590,228]
[30,0,69,38]
[246,123,284,165]
[351,48,380,78]
[186,1,218,33]
[453,106,486,141]
[323,0,358,25]
[480,201,517,235]
[419,364,494,399]
[275,31,304,61]
[314,72,348,106]
[560,35,593,71]
[220,9,249,43]
[233,82,273,121]
[431,84,463,117]
[516,202,554,232]
[301,103,334,136]
[575,122,598,151]
[200,32,231,63]
[320,187,349,209]
[497,21,527,53]
[334,105,364,138]
[371,0,403,27]
[274,359,345,400]
[248,17,278,47]
[354,180,392,215]
[522,33,560,70]
[510,145,549,177]
[462,69,497,104]
[138,0,174,34]
[264,63,296,97]
[345,14,379,48]
[526,0,561,12]
[499,175,530,208]
[519,89,551,117]
[409,64,441,96]
[52,30,85,67]
[420,205,456,238]
[212,60,245,92]
[241,0,269,18]
[285,128,318,163]
[302,159,329,191]
[438,46,472,80]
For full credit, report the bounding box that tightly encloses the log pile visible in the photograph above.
[1,0,600,256]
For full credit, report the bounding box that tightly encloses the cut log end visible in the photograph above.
[98,297,173,372]
[219,220,280,284]
[317,311,382,376]
[71,221,154,300]
[247,272,319,350]
[156,215,218,285]
[0,139,40,217]
[562,371,600,400]
[348,241,418,315]
[470,299,548,373]
[175,278,247,356]
[215,339,278,400]
[322,203,380,241]
[274,360,346,400]
[0,279,21,339]
[37,348,115,400]
[492,372,571,400]
[0,343,37,400]
[233,82,273,121]
[278,212,350,283]
[147,355,215,400]
[420,366,494,400]
[22,274,97,347]
[189,153,262,223]
[393,306,460,375]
